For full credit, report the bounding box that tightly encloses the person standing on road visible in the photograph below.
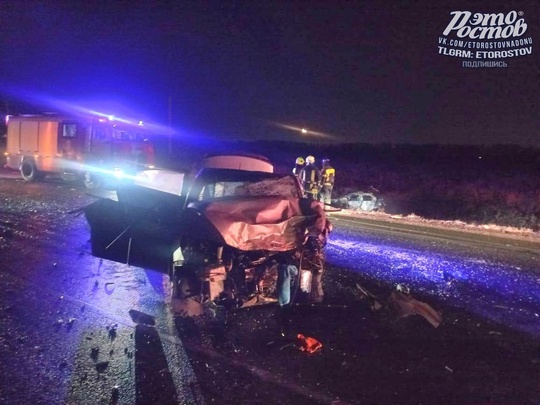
[299,155,321,200]
[320,158,335,206]
[292,156,305,177]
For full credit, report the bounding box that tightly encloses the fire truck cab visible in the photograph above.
[4,114,155,188]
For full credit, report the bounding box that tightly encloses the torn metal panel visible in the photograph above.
[194,197,321,251]
[387,291,443,328]
[356,283,443,328]
[297,334,323,354]
[355,283,384,311]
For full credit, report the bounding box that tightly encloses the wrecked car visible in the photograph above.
[331,190,385,212]
[83,154,332,316]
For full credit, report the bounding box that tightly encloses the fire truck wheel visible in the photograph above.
[20,161,43,182]
[84,172,103,189]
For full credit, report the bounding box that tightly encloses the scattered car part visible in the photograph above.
[387,289,443,328]
[297,334,323,353]
[355,283,442,328]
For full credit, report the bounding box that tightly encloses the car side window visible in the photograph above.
[198,182,243,200]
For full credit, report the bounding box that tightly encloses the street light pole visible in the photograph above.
[168,95,172,158]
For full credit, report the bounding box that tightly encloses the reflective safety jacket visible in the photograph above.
[299,164,321,194]
[321,165,335,187]
[292,163,304,176]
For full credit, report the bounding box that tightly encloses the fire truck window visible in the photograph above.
[112,130,130,140]
[62,123,78,138]
[93,128,107,140]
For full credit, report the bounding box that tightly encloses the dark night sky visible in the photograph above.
[0,0,538,145]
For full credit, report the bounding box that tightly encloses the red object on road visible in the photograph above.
[297,334,323,354]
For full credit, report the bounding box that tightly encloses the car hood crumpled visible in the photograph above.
[189,197,328,251]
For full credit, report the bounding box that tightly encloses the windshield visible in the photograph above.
[197,176,301,201]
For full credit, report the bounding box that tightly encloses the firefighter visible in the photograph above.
[292,156,305,177]
[299,155,321,200]
[320,158,335,206]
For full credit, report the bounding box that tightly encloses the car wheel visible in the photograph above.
[60,171,79,182]
[84,172,103,189]
[20,161,43,181]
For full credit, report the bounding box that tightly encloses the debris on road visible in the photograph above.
[128,309,156,326]
[107,324,118,341]
[388,289,443,328]
[90,347,99,361]
[105,282,116,294]
[95,360,109,373]
[356,283,443,328]
[297,334,323,354]
[111,386,120,404]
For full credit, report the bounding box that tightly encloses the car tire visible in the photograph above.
[84,172,103,189]
[60,171,79,182]
[20,161,43,182]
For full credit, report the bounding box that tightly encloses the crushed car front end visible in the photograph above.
[84,166,331,316]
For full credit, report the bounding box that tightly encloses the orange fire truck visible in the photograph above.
[4,114,155,188]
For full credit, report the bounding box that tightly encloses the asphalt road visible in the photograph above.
[328,213,540,255]
[0,177,203,405]
[326,213,540,335]
[1,175,539,405]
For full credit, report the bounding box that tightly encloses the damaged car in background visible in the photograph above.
[83,154,332,316]
[331,188,385,212]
